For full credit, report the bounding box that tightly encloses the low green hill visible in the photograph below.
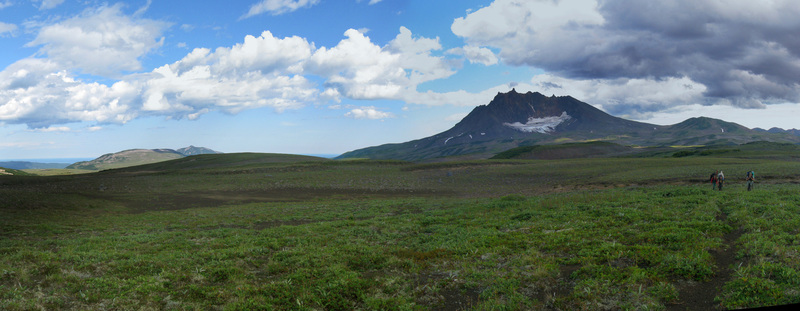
[67,149,186,170]
[66,146,223,171]
[668,141,800,159]
[106,153,331,173]
[0,167,35,176]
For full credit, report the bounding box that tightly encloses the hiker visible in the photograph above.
[717,171,725,191]
[746,171,755,191]
[709,170,718,190]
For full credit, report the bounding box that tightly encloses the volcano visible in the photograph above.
[337,90,800,161]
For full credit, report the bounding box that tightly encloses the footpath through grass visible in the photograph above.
[3,181,799,310]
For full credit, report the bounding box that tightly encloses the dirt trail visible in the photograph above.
[667,209,742,311]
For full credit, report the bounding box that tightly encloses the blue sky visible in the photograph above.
[1,0,799,159]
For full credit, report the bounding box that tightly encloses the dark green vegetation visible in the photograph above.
[2,151,800,310]
[491,141,636,160]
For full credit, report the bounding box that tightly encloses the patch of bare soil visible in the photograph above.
[438,286,481,311]
[530,264,580,310]
[412,272,481,311]
[667,211,742,311]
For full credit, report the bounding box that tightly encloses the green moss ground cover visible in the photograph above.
[1,155,799,310]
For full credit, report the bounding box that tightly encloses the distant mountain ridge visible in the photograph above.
[338,90,800,161]
[67,146,222,170]
[753,127,800,137]
[177,146,222,156]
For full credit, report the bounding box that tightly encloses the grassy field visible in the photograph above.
[1,152,800,310]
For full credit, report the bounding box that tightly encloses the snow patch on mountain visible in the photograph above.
[503,112,572,134]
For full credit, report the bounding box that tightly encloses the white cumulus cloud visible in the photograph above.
[0,19,466,128]
[27,4,169,77]
[308,27,455,102]
[242,0,321,18]
[386,26,455,86]
[0,58,138,128]
[345,106,394,120]
[447,45,498,66]
[308,29,405,99]
[141,63,315,116]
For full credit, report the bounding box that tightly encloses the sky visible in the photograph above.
[1,0,799,159]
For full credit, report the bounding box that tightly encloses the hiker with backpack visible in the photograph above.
[746,171,755,191]
[710,170,718,190]
[717,171,725,191]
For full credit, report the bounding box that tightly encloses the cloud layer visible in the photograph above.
[453,0,800,114]
[3,0,799,132]
[0,5,457,129]
[27,4,169,76]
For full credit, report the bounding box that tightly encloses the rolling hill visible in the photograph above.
[66,146,222,171]
[338,90,800,161]
[0,166,34,176]
[105,152,330,173]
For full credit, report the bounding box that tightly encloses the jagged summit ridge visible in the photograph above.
[429,89,654,147]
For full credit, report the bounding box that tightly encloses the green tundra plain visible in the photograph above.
[2,144,800,310]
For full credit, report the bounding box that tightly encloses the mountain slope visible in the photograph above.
[754,127,800,137]
[67,146,224,170]
[338,90,800,161]
[339,90,658,161]
[491,141,636,160]
[177,146,222,156]
[67,149,185,170]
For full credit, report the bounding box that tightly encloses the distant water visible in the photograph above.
[0,158,93,164]
[303,154,339,159]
